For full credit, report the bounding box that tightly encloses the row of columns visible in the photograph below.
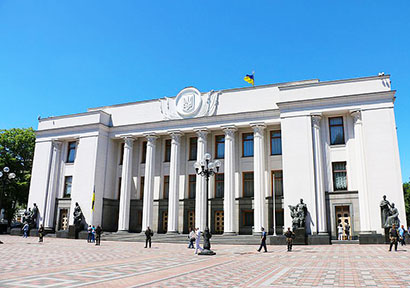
[117,123,269,234]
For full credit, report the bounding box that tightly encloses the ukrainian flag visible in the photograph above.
[244,74,254,86]
[91,187,95,211]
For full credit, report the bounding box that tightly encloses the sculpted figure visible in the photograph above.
[380,195,391,228]
[385,203,400,228]
[73,202,83,229]
[288,205,300,230]
[296,199,307,227]
[32,203,39,227]
[203,227,212,250]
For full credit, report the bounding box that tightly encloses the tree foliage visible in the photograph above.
[0,128,36,224]
[404,180,410,225]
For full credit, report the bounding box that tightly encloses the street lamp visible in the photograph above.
[194,153,221,255]
[0,167,16,223]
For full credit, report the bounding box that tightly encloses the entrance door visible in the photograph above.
[162,211,168,233]
[58,209,68,231]
[335,206,351,239]
[214,210,224,234]
[188,210,195,231]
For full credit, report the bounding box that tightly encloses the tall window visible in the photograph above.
[242,133,254,157]
[242,210,254,227]
[243,172,254,197]
[214,173,224,198]
[215,135,225,159]
[164,139,171,162]
[329,117,345,145]
[66,142,77,163]
[272,170,283,197]
[189,137,197,161]
[333,162,347,191]
[163,176,169,199]
[119,143,125,165]
[140,176,145,200]
[189,175,196,199]
[270,131,282,155]
[63,176,72,198]
[141,141,147,163]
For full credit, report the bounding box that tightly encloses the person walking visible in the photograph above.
[389,224,399,251]
[38,224,44,243]
[398,225,406,246]
[22,222,29,238]
[91,225,96,243]
[194,228,203,254]
[145,226,153,248]
[257,227,267,253]
[87,225,92,243]
[284,227,295,252]
[95,225,102,246]
[345,222,350,240]
[338,224,344,240]
[188,228,195,249]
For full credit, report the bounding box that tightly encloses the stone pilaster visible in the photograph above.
[167,131,182,233]
[117,137,134,231]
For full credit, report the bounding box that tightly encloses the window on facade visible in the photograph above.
[215,135,225,159]
[329,117,345,145]
[242,133,254,157]
[141,141,147,163]
[119,143,125,165]
[66,142,77,163]
[272,170,283,197]
[63,176,72,198]
[140,176,144,200]
[243,172,254,197]
[189,137,197,161]
[164,139,171,162]
[270,131,282,155]
[332,162,347,191]
[214,173,224,198]
[189,175,196,199]
[242,210,254,227]
[117,177,122,200]
[163,176,169,199]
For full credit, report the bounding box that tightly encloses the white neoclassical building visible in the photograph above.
[27,74,406,240]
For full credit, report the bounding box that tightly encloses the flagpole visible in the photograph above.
[252,70,255,87]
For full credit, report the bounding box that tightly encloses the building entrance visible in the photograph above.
[162,211,168,233]
[335,206,351,240]
[58,209,68,231]
[188,210,195,231]
[214,210,224,234]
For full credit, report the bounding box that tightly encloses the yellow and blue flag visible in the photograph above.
[244,74,254,86]
[91,187,95,211]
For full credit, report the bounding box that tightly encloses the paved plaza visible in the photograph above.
[0,235,410,287]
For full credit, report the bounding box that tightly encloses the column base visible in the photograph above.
[198,249,216,256]
[359,231,384,244]
[166,231,179,234]
[116,230,130,234]
[253,231,263,236]
[222,232,237,236]
[307,234,330,245]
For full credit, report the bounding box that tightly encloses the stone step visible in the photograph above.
[331,239,360,244]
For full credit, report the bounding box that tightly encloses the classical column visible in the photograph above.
[222,126,237,235]
[142,134,158,232]
[44,140,62,230]
[251,123,266,235]
[167,131,182,233]
[117,137,134,231]
[311,114,327,234]
[194,128,208,231]
[351,110,371,232]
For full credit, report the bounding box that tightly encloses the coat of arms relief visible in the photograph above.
[159,87,220,119]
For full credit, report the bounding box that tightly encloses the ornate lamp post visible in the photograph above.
[194,153,221,255]
[0,167,16,222]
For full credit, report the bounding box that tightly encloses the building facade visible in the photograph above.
[28,75,406,239]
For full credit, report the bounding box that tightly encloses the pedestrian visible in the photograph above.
[389,224,399,251]
[345,222,350,240]
[257,227,267,253]
[188,227,195,249]
[22,222,29,238]
[398,225,406,246]
[194,227,203,254]
[91,225,96,243]
[95,225,102,246]
[145,226,153,248]
[284,227,295,252]
[38,224,44,243]
[87,225,92,243]
[338,224,343,240]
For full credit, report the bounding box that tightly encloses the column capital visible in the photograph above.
[221,125,237,137]
[194,128,209,139]
[51,140,62,150]
[350,110,362,124]
[122,136,135,146]
[143,133,158,146]
[251,122,266,137]
[311,113,322,128]
[168,130,183,140]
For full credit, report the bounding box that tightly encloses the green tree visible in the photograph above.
[0,128,36,225]
[404,180,410,225]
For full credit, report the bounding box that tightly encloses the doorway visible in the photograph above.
[214,210,224,234]
[335,205,351,240]
[58,209,69,231]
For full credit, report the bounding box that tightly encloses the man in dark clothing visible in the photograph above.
[38,224,44,243]
[145,226,153,248]
[95,225,102,246]
[389,224,399,251]
[284,227,295,252]
[257,227,267,252]
[345,222,351,240]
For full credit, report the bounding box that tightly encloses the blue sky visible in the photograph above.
[0,1,409,182]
